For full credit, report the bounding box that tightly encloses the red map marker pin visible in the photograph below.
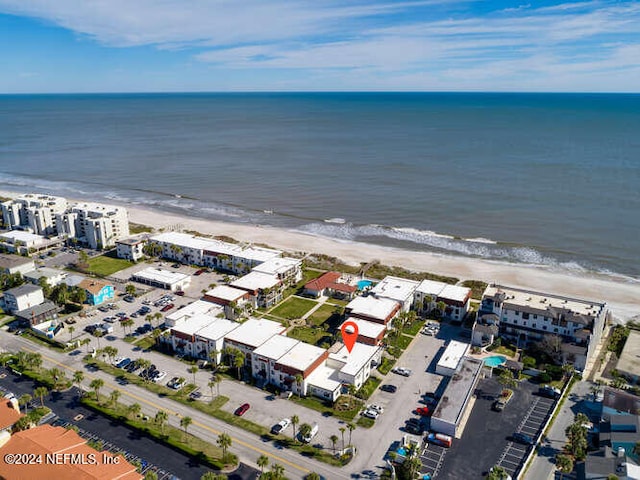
[341,321,359,353]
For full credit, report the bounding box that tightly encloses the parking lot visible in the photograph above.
[420,443,448,478]
[435,377,556,480]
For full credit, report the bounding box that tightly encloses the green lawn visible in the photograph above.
[355,377,381,400]
[290,394,363,421]
[402,319,426,336]
[356,416,375,428]
[287,326,332,346]
[492,345,517,357]
[396,334,414,350]
[87,254,134,276]
[270,297,318,320]
[306,303,337,326]
[377,357,396,375]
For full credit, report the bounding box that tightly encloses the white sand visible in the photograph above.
[2,189,639,321]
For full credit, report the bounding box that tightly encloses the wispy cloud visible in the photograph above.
[1,0,639,91]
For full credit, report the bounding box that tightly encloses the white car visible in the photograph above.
[392,367,413,377]
[368,404,384,414]
[271,418,291,434]
[153,371,167,382]
[362,409,379,419]
[111,356,124,366]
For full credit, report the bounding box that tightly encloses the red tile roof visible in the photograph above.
[304,272,341,292]
[327,282,357,293]
[0,398,23,431]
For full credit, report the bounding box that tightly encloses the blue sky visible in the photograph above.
[0,0,639,93]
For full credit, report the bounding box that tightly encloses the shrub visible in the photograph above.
[522,356,537,369]
[538,373,552,383]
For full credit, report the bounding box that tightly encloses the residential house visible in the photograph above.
[0,254,35,275]
[15,301,60,327]
[77,279,114,306]
[339,317,386,346]
[3,284,44,313]
[0,396,23,434]
[345,295,401,326]
[303,271,357,300]
[370,276,419,312]
[116,237,146,262]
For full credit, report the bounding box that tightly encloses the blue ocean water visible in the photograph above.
[0,92,638,279]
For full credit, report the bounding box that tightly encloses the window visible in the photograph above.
[533,314,538,319]
[553,328,558,333]
[513,319,518,324]
[523,312,530,320]
[514,311,519,316]
[532,324,536,329]
[542,326,547,330]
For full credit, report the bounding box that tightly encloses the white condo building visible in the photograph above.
[1,194,67,236]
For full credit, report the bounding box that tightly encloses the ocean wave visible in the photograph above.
[294,221,600,272]
[324,217,346,224]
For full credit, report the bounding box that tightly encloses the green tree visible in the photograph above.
[144,471,158,480]
[127,403,142,419]
[269,463,285,480]
[78,251,90,269]
[69,287,86,304]
[109,390,121,407]
[497,369,518,390]
[329,434,339,453]
[68,325,76,341]
[217,432,232,462]
[294,373,303,398]
[347,422,356,446]
[89,378,104,402]
[18,394,32,414]
[122,318,135,335]
[304,474,321,480]
[93,329,103,349]
[233,351,245,379]
[556,454,574,480]
[291,415,299,443]
[180,416,193,443]
[155,410,169,434]
[339,426,346,451]
[257,454,269,473]
[33,386,48,407]
[299,423,312,443]
[200,473,226,480]
[188,365,199,385]
[73,370,84,388]
[125,284,137,296]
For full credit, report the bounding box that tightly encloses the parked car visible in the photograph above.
[194,268,207,276]
[492,400,506,412]
[381,384,397,393]
[189,389,202,400]
[512,432,535,446]
[368,404,384,414]
[538,385,561,399]
[167,377,185,390]
[123,295,135,303]
[404,420,423,435]
[271,418,291,435]
[175,291,185,296]
[196,359,209,369]
[153,371,167,383]
[116,358,131,369]
[392,367,412,377]
[235,403,250,416]
[362,409,379,420]
[301,423,319,443]
[161,303,175,312]
[415,406,431,416]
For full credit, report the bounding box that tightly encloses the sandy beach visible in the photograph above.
[2,188,639,322]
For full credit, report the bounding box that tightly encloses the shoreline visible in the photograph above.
[2,188,639,322]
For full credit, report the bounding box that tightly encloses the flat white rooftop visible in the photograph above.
[24,268,65,280]
[416,279,447,297]
[346,295,399,321]
[231,271,280,291]
[437,340,470,372]
[224,318,285,349]
[195,318,240,342]
[116,237,145,246]
[171,314,217,336]
[72,202,125,215]
[433,357,483,425]
[370,276,419,302]
[132,267,190,285]
[277,341,327,372]
[205,285,248,302]
[252,334,299,361]
[439,284,471,303]
[166,300,221,324]
[306,363,342,392]
[330,342,380,377]
[0,230,46,244]
[252,257,300,276]
[151,232,239,255]
[340,317,386,339]
[484,284,606,317]
[617,330,640,376]
[236,246,282,262]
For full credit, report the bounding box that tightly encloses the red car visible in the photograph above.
[235,403,250,416]
[194,269,207,276]
[161,303,175,312]
[416,406,431,416]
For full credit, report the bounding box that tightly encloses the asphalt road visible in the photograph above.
[0,368,259,480]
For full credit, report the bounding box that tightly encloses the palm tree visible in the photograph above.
[89,378,104,402]
[305,474,321,480]
[138,359,152,382]
[211,373,222,396]
[556,454,574,480]
[217,432,232,462]
[68,326,75,341]
[299,423,312,443]
[208,380,216,399]
[33,386,48,407]
[93,330,103,349]
[155,410,169,434]
[329,434,339,454]
[73,370,84,388]
[233,351,245,379]
[127,403,142,419]
[18,394,32,414]
[188,365,199,385]
[339,427,346,451]
[125,284,136,296]
[180,416,193,443]
[486,466,510,480]
[122,318,134,335]
[144,471,158,480]
[109,390,121,407]
[497,369,518,390]
[209,349,219,369]
[347,422,356,446]
[257,454,269,474]
[270,463,285,480]
[291,415,299,443]
[294,373,303,398]
[81,338,91,352]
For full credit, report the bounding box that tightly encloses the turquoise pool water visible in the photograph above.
[357,279,373,290]
[484,355,506,367]
[396,447,408,456]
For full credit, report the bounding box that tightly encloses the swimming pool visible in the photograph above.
[484,355,507,367]
[396,447,408,456]
[357,279,373,290]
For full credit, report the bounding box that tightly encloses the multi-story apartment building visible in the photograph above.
[1,194,67,235]
[65,203,129,249]
[478,284,609,370]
